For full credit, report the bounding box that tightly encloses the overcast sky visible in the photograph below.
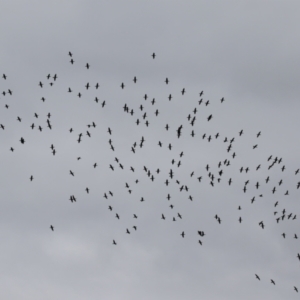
[1,1,300,299]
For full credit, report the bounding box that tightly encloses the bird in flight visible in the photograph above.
[271,279,275,285]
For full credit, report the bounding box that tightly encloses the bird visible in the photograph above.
[50,225,54,231]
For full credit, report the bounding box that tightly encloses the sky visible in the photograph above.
[1,1,300,299]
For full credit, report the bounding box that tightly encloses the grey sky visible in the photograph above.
[1,1,300,299]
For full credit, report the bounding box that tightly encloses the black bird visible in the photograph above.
[50,225,54,231]
[255,274,260,280]
[152,53,156,59]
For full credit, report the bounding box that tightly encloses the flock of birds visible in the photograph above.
[1,52,299,295]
